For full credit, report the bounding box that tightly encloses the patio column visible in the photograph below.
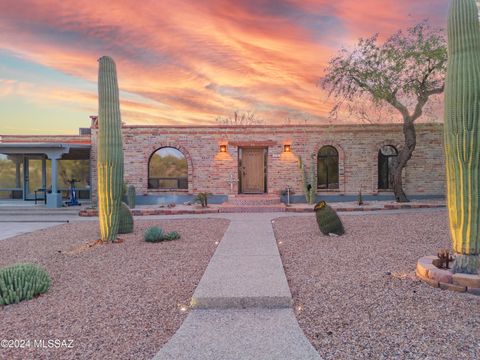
[46,155,62,208]
[15,158,21,188]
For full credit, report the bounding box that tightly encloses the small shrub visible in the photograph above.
[194,192,212,207]
[358,189,363,206]
[314,201,345,236]
[144,226,164,242]
[164,231,181,241]
[0,263,50,306]
[144,227,181,242]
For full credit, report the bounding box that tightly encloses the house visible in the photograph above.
[0,117,445,207]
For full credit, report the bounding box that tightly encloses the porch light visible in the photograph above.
[283,144,291,152]
[220,144,227,153]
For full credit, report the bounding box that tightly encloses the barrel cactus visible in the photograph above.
[314,201,344,236]
[118,202,134,234]
[144,226,164,242]
[444,0,480,274]
[97,56,124,242]
[0,263,50,305]
[127,185,136,209]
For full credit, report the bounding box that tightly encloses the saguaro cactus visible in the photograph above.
[97,56,124,242]
[444,0,480,274]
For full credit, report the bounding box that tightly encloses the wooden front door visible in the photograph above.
[239,148,266,193]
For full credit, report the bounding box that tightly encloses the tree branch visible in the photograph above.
[426,85,445,96]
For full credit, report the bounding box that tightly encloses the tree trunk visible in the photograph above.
[393,119,416,203]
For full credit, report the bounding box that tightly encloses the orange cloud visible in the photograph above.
[0,0,448,133]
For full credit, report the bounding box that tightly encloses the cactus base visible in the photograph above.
[452,254,480,275]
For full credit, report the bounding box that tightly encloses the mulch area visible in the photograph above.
[273,211,480,360]
[0,218,229,360]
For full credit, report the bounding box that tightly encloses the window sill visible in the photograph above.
[316,189,341,193]
[147,189,189,193]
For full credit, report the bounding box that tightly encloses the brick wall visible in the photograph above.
[90,123,445,201]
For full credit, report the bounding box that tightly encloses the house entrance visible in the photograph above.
[238,147,267,194]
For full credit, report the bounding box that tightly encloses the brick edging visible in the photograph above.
[79,208,220,217]
[285,204,446,213]
[79,203,445,216]
[416,256,480,296]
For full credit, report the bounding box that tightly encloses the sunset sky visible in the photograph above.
[0,0,449,134]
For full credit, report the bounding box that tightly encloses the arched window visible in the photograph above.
[378,145,398,190]
[148,147,188,189]
[317,146,339,189]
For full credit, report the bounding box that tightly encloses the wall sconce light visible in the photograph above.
[220,144,227,153]
[283,144,291,152]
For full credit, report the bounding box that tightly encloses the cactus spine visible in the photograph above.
[97,56,124,242]
[127,185,136,209]
[444,0,480,274]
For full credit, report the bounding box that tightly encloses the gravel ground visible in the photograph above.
[0,218,229,360]
[273,211,480,360]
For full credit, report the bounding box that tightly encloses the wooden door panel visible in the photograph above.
[241,148,265,193]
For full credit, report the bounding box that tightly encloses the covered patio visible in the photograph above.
[0,143,91,208]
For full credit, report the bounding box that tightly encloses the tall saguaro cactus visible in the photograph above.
[444,0,480,274]
[97,56,124,242]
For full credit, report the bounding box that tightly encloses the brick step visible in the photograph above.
[219,204,286,213]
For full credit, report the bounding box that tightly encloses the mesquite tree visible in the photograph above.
[322,22,447,202]
[445,0,480,274]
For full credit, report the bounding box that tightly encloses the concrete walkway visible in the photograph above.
[152,213,321,360]
[0,205,92,241]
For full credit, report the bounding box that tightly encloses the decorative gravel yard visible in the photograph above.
[0,218,229,360]
[273,210,480,360]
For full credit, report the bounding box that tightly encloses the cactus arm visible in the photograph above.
[127,185,136,209]
[298,156,309,203]
[444,0,480,274]
[97,56,124,242]
[309,153,317,204]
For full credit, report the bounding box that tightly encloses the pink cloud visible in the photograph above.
[0,0,448,130]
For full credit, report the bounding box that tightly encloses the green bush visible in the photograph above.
[164,231,180,241]
[0,263,50,306]
[144,226,181,242]
[194,192,212,207]
[314,201,345,236]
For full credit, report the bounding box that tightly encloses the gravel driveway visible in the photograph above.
[0,218,229,360]
[273,210,480,360]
